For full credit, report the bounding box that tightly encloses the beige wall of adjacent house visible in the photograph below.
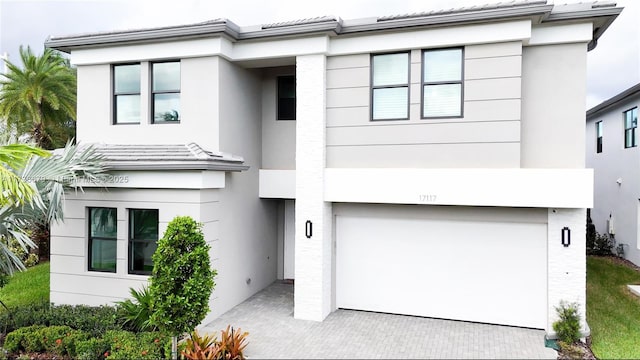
[49,188,220,306]
[209,58,279,323]
[325,41,522,168]
[75,57,220,150]
[521,43,587,168]
[261,66,296,170]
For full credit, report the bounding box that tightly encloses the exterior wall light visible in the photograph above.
[305,220,313,239]
[561,227,571,247]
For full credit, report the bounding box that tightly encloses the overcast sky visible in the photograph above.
[0,0,638,109]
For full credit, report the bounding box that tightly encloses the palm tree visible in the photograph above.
[0,46,76,149]
[0,143,49,207]
[0,141,105,274]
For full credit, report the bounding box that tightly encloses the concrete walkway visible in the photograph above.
[202,282,557,359]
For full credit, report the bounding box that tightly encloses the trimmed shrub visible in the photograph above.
[4,325,45,353]
[75,338,110,360]
[103,330,171,359]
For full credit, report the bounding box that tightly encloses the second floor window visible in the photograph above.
[624,107,637,148]
[113,64,141,124]
[277,75,296,120]
[152,61,181,123]
[422,48,463,118]
[596,121,603,153]
[371,52,409,121]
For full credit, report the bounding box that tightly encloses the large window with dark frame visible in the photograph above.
[624,107,637,148]
[152,61,181,123]
[128,209,159,275]
[422,48,463,118]
[371,52,410,121]
[277,75,296,120]
[113,64,141,124]
[88,207,117,273]
[596,121,603,153]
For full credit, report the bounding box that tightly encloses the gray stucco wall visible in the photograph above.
[261,66,296,169]
[325,42,522,168]
[587,95,640,266]
[213,57,279,321]
[521,43,587,168]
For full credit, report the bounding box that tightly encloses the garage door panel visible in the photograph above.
[336,215,547,329]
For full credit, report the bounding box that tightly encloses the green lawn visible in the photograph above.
[587,256,640,358]
[0,262,49,309]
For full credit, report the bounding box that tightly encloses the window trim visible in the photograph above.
[277,75,296,121]
[127,208,159,276]
[112,63,141,125]
[151,60,181,124]
[88,207,117,273]
[370,51,411,121]
[596,120,603,153]
[624,107,638,149]
[420,47,464,119]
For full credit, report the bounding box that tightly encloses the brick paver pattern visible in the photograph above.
[202,282,557,359]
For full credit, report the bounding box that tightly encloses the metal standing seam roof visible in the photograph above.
[587,83,640,119]
[44,0,622,52]
[76,143,249,171]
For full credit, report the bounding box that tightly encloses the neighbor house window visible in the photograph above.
[422,48,463,118]
[596,121,603,153]
[113,64,141,124]
[128,209,159,275]
[152,61,181,123]
[88,207,117,273]
[277,75,296,120]
[371,52,409,120]
[624,107,637,148]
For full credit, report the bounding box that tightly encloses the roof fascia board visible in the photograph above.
[105,161,249,172]
[586,83,640,119]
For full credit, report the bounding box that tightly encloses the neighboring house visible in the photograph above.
[44,0,621,337]
[586,83,640,265]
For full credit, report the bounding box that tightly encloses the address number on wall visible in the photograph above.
[418,194,437,203]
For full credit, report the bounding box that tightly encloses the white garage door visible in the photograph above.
[336,215,547,329]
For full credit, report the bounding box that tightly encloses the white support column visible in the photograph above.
[547,208,587,335]
[294,54,333,321]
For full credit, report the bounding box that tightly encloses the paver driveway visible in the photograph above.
[202,282,557,359]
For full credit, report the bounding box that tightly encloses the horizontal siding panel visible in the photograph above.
[66,188,206,204]
[327,54,369,70]
[464,99,521,121]
[327,121,520,146]
[50,272,148,300]
[465,56,522,80]
[327,87,369,108]
[327,107,370,126]
[52,291,123,306]
[465,41,522,59]
[327,142,520,168]
[50,218,85,238]
[327,67,369,89]
[51,236,85,257]
[465,77,521,101]
[50,254,85,274]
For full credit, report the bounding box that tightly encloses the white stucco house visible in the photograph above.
[586,83,640,265]
[44,0,621,337]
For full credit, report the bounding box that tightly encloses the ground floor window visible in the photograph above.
[128,209,159,275]
[88,207,117,272]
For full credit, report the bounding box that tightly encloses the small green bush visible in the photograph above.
[4,325,45,353]
[75,338,109,360]
[103,330,171,359]
[115,286,157,332]
[553,301,582,344]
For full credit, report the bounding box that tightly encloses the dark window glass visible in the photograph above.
[113,64,141,124]
[596,121,603,153]
[277,75,296,120]
[128,209,159,275]
[88,208,117,272]
[152,62,181,123]
[624,108,637,148]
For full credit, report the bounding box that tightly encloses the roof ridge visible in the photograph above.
[377,0,548,22]
[262,16,337,29]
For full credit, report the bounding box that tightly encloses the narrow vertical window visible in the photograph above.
[113,64,141,124]
[128,209,159,275]
[277,75,296,120]
[88,207,117,272]
[422,48,463,118]
[624,107,637,148]
[152,61,181,123]
[596,121,603,153]
[371,52,409,120]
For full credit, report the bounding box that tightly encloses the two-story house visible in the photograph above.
[45,0,621,337]
[586,83,640,266]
